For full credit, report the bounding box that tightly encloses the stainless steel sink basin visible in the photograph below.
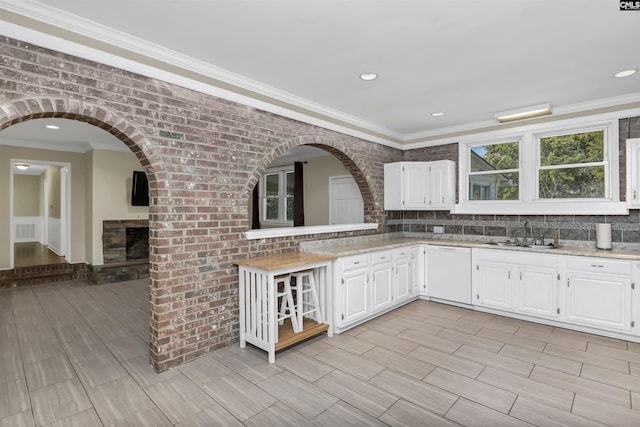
[483,241,557,250]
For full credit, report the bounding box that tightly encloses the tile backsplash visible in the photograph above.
[385,210,640,246]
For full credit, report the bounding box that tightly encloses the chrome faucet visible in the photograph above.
[523,221,533,245]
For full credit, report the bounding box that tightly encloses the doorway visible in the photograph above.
[10,159,71,268]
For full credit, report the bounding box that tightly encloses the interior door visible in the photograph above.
[330,176,364,224]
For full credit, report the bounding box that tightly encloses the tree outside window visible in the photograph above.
[538,130,605,199]
[468,141,520,200]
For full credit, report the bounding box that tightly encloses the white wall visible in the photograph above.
[13,175,40,216]
[89,149,149,265]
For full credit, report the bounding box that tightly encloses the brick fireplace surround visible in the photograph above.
[1,35,639,372]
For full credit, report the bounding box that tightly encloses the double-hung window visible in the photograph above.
[537,129,606,199]
[457,115,623,214]
[261,166,294,225]
[468,140,520,201]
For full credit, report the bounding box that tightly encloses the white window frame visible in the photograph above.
[260,166,294,226]
[535,125,609,201]
[455,113,625,215]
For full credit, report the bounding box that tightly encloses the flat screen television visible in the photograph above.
[131,170,149,206]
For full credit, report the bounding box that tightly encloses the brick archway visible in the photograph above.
[246,134,382,224]
[0,96,167,369]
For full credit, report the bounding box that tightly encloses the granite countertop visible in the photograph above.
[302,235,640,260]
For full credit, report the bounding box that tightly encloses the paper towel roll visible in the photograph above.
[596,223,612,250]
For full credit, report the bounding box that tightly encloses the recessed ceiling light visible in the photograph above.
[614,69,637,78]
[14,163,30,170]
[45,124,60,130]
[431,112,445,117]
[359,72,378,81]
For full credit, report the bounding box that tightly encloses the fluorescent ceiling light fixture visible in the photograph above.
[359,72,378,81]
[45,124,60,130]
[431,112,445,117]
[614,69,637,78]
[14,163,30,170]
[494,103,552,122]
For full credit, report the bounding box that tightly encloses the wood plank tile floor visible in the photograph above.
[2,278,640,426]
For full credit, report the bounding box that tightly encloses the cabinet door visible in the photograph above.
[395,256,412,302]
[339,268,369,327]
[412,246,426,296]
[517,267,559,319]
[371,263,394,312]
[626,138,640,207]
[476,261,513,311]
[566,274,632,332]
[403,163,428,209]
[428,162,447,209]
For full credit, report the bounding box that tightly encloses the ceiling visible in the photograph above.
[1,0,640,147]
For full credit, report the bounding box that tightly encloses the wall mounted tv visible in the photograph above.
[131,170,149,206]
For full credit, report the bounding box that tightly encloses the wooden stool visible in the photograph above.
[291,269,323,329]
[276,274,299,339]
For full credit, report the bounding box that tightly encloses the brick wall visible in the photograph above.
[0,36,402,371]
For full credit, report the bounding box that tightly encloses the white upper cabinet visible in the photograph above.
[384,161,455,210]
[626,138,640,207]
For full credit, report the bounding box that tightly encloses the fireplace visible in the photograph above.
[102,220,150,264]
[93,219,150,285]
[126,227,149,259]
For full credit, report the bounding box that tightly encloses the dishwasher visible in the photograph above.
[427,245,472,305]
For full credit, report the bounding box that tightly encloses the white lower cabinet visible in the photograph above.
[565,256,633,333]
[339,264,369,327]
[334,247,417,333]
[413,245,427,296]
[395,248,414,302]
[475,260,514,311]
[473,249,560,319]
[335,243,638,339]
[371,252,394,312]
[517,266,559,320]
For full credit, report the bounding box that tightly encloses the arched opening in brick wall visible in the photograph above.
[246,135,380,230]
[0,97,163,368]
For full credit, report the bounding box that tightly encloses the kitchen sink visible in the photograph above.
[483,241,557,250]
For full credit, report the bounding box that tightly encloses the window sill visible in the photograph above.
[453,200,628,215]
[245,223,379,240]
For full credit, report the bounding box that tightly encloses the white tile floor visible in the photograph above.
[2,278,640,426]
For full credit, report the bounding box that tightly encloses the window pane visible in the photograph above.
[540,130,604,167]
[286,171,295,196]
[265,173,279,196]
[539,166,605,198]
[469,172,519,200]
[264,196,278,220]
[470,141,519,172]
[285,195,294,222]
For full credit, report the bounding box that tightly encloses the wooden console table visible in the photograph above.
[234,252,335,363]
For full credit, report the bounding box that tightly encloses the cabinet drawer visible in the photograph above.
[371,250,393,264]
[565,256,632,276]
[394,247,412,259]
[341,254,369,271]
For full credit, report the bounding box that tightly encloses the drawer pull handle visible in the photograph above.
[591,264,604,268]
[380,257,386,260]
[353,261,360,265]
